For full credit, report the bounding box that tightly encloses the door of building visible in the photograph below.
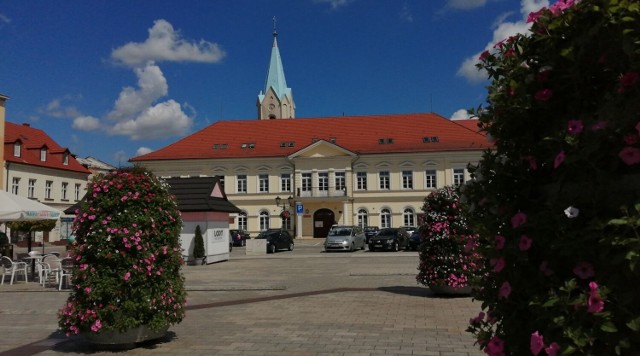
[313,208,335,238]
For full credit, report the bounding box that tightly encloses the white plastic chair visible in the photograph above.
[58,258,75,290]
[41,255,62,287]
[1,256,29,285]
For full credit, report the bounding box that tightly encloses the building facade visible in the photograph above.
[131,114,487,238]
[3,121,90,243]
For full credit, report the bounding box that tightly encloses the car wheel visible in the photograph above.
[242,239,246,247]
[393,242,399,252]
[288,242,294,251]
[369,245,375,252]
[229,243,233,252]
[269,244,276,254]
[361,241,365,250]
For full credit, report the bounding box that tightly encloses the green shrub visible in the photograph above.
[193,225,205,259]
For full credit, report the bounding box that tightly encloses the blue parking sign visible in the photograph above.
[296,203,304,214]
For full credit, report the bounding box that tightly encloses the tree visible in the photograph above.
[193,225,205,259]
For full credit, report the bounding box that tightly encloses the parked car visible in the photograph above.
[230,229,250,247]
[256,229,294,254]
[363,226,379,244]
[368,227,409,252]
[408,229,422,251]
[324,226,366,252]
[403,226,417,236]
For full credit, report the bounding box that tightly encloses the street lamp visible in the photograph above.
[275,195,294,229]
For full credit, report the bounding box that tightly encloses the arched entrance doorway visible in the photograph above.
[313,208,335,238]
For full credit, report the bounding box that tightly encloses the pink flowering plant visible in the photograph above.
[58,167,186,336]
[416,186,483,290]
[464,0,640,354]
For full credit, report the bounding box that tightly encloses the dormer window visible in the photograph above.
[40,147,47,162]
[13,142,21,157]
[63,153,69,165]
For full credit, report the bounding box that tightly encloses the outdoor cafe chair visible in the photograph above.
[1,256,29,285]
[39,254,61,287]
[58,257,76,291]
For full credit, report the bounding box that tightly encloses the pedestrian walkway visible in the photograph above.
[0,242,483,355]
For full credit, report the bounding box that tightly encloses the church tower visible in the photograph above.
[257,19,295,120]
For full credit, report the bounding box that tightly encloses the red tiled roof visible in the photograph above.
[452,119,483,133]
[4,122,91,174]
[131,113,491,162]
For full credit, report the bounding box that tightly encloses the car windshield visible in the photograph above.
[329,229,351,236]
[378,229,397,236]
[257,231,279,239]
[364,227,377,232]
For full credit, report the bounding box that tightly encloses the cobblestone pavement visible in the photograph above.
[0,240,483,355]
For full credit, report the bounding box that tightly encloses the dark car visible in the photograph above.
[256,229,294,254]
[363,226,379,244]
[229,229,250,247]
[408,230,422,251]
[368,227,409,252]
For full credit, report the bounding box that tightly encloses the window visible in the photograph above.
[402,170,413,189]
[301,173,312,192]
[238,211,248,231]
[74,184,81,201]
[403,208,415,227]
[357,209,368,228]
[63,153,69,165]
[318,172,328,192]
[379,171,390,190]
[237,175,247,193]
[453,168,465,186]
[425,170,437,189]
[61,182,68,200]
[380,208,392,228]
[11,177,20,195]
[45,181,53,199]
[40,148,47,161]
[218,176,225,189]
[280,173,291,192]
[356,172,367,190]
[259,211,270,231]
[28,179,36,198]
[13,142,21,157]
[258,174,269,192]
[335,171,346,192]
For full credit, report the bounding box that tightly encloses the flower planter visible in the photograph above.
[429,285,473,296]
[84,325,169,345]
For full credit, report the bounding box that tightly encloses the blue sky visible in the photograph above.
[0,0,550,166]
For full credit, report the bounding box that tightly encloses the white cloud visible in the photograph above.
[313,0,354,10]
[446,0,487,10]
[0,13,11,25]
[456,0,549,83]
[111,19,226,67]
[450,109,472,120]
[136,147,154,156]
[112,151,129,166]
[108,63,168,122]
[42,97,82,119]
[109,100,192,140]
[399,1,414,22]
[73,115,101,131]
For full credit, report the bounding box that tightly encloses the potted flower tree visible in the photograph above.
[416,186,482,295]
[464,0,640,354]
[58,167,186,345]
[191,225,205,265]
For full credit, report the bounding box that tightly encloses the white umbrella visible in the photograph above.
[0,190,62,222]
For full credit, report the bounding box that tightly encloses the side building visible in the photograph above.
[3,121,91,243]
[130,113,488,238]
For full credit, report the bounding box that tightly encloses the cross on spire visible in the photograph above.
[272,16,278,37]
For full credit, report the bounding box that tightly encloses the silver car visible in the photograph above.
[324,226,366,252]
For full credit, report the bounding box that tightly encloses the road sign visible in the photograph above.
[296,203,304,214]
